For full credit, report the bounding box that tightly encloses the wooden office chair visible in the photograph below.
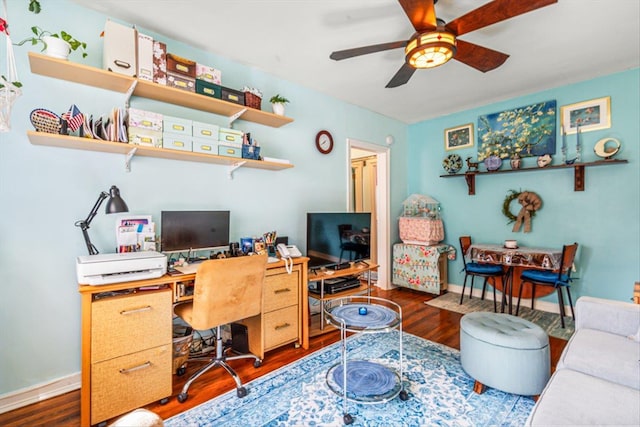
[459,236,504,311]
[174,254,267,402]
[516,243,578,328]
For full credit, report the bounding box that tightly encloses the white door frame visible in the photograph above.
[346,138,391,289]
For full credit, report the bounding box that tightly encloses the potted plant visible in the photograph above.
[269,94,289,116]
[15,26,88,60]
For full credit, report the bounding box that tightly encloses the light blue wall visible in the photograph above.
[1,0,637,400]
[0,1,407,395]
[408,69,640,305]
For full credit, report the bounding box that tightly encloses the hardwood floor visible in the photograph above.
[0,288,568,426]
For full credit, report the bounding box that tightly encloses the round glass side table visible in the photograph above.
[324,296,409,425]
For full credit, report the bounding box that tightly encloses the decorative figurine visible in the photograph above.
[465,157,479,172]
[537,154,552,167]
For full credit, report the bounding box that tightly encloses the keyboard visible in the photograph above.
[173,261,203,274]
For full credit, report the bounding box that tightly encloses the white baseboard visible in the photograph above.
[445,284,567,314]
[0,372,80,414]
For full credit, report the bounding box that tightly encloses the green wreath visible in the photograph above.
[502,189,537,224]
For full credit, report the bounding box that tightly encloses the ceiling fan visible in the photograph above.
[330,0,557,88]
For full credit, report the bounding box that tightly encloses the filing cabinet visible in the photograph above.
[86,288,172,425]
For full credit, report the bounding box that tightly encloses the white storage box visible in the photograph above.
[162,133,192,152]
[137,33,154,82]
[163,115,192,136]
[192,121,219,140]
[103,19,137,77]
[192,137,217,154]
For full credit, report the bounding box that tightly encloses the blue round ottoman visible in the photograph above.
[460,312,550,397]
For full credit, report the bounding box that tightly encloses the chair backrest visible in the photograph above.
[338,224,353,243]
[459,235,472,268]
[189,254,267,330]
[558,243,579,279]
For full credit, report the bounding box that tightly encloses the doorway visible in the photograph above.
[347,138,391,289]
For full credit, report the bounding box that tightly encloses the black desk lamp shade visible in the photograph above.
[75,185,129,255]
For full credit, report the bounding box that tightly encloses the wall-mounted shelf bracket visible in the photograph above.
[228,160,247,179]
[125,147,138,172]
[228,108,247,128]
[124,80,138,109]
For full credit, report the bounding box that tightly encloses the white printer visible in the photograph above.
[76,251,167,285]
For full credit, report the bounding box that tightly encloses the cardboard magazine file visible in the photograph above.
[103,19,137,77]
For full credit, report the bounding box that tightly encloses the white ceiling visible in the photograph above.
[74,0,640,124]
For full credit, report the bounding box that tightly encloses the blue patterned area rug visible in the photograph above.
[165,331,534,426]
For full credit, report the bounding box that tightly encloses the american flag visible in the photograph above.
[62,104,84,132]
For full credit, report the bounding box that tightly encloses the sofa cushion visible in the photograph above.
[557,328,640,390]
[526,369,640,426]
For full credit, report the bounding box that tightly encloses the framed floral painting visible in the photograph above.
[477,100,557,161]
[444,123,474,151]
[560,96,611,134]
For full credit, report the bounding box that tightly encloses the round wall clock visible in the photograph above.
[315,130,334,154]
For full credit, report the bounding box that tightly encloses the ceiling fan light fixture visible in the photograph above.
[405,31,456,69]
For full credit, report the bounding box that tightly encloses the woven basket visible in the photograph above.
[244,92,262,110]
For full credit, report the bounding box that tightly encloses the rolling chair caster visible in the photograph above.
[237,386,248,398]
[253,359,262,368]
[177,366,186,376]
[159,397,169,405]
[343,413,354,425]
[177,392,188,403]
[399,389,409,400]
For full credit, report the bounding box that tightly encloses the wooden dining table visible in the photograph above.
[466,244,563,314]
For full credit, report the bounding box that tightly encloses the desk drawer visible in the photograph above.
[264,270,299,312]
[264,305,299,350]
[91,289,172,362]
[91,344,171,425]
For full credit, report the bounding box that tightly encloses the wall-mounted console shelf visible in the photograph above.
[28,52,294,128]
[440,159,628,195]
[27,131,293,178]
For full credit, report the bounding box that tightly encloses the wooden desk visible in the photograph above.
[78,257,308,426]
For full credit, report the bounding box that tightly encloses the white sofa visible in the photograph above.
[526,296,640,426]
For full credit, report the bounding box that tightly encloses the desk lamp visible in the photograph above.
[75,185,129,255]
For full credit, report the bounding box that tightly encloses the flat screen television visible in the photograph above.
[306,212,371,269]
[161,210,230,253]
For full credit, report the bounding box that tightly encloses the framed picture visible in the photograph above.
[560,96,611,134]
[477,100,557,160]
[444,123,474,151]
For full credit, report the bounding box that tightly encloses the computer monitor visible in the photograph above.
[306,212,371,269]
[160,210,230,253]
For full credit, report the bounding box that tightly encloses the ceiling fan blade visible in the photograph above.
[446,0,557,37]
[330,40,408,61]
[398,0,437,32]
[386,63,416,88]
[454,39,509,72]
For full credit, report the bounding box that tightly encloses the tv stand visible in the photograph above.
[308,262,378,337]
[332,262,351,270]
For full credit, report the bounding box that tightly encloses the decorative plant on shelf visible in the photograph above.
[15,26,88,58]
[269,94,289,116]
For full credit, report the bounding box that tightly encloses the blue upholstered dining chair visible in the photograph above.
[459,236,504,312]
[516,242,578,328]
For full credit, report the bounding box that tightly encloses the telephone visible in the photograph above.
[277,243,302,258]
[277,243,301,275]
